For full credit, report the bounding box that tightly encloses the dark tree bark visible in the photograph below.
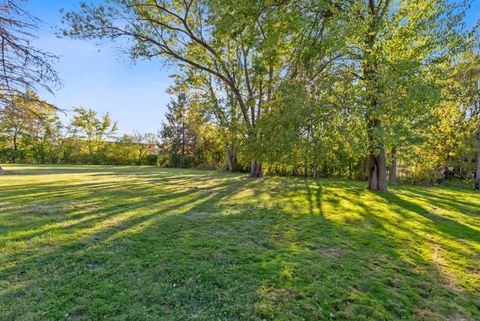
[367,148,387,191]
[475,132,480,190]
[226,145,237,172]
[313,164,318,179]
[256,163,263,178]
[0,166,3,174]
[367,155,378,189]
[12,133,18,163]
[389,147,397,185]
[250,161,262,178]
[366,119,387,191]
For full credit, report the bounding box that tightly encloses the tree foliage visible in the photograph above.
[1,0,477,188]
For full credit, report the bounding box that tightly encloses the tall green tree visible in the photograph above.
[61,0,335,177]
[160,92,198,168]
[178,70,242,172]
[332,0,470,191]
[69,107,118,164]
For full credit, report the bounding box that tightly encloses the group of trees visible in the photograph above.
[0,0,161,167]
[0,93,158,165]
[0,0,61,173]
[61,0,479,190]
[159,85,224,168]
[0,0,478,190]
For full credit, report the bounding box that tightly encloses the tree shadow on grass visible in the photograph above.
[250,179,480,320]
[398,186,480,219]
[1,172,256,315]
[1,170,479,320]
[304,180,323,216]
[377,191,480,243]
[150,180,479,320]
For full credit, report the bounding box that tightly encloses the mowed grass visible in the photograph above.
[0,165,479,321]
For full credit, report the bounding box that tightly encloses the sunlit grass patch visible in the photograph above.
[0,165,478,320]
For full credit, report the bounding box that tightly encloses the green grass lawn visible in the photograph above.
[0,165,479,321]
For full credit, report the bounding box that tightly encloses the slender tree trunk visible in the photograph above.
[12,135,17,163]
[378,148,387,191]
[389,147,397,185]
[313,164,318,179]
[475,131,480,190]
[181,120,185,156]
[367,155,378,189]
[226,145,237,172]
[250,161,262,178]
[256,162,262,177]
[0,165,3,175]
[368,147,387,191]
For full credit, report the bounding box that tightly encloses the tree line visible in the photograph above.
[0,0,479,190]
[0,91,160,165]
[61,0,479,190]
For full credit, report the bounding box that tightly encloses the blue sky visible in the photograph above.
[24,0,480,135]
[24,0,173,135]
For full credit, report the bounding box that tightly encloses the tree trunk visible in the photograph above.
[389,147,397,185]
[256,163,262,177]
[12,135,17,163]
[250,161,262,178]
[226,145,237,172]
[368,147,387,191]
[313,164,318,179]
[0,166,3,175]
[304,163,308,177]
[475,132,480,190]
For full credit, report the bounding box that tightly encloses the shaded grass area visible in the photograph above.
[0,165,479,321]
